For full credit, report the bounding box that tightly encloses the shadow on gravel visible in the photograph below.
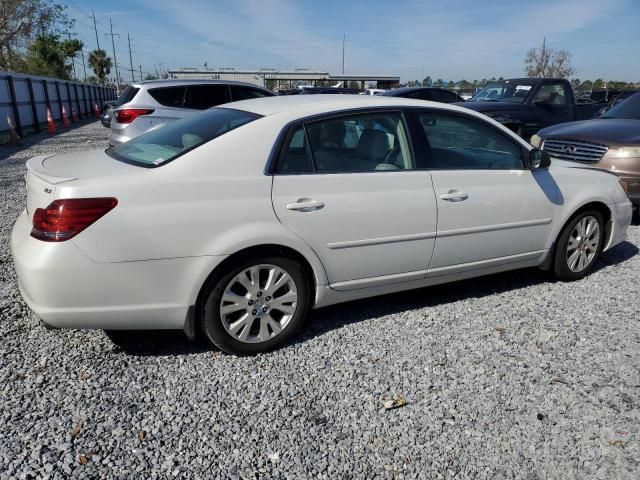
[104,330,214,356]
[108,240,638,356]
[0,119,105,160]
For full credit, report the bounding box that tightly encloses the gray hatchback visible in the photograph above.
[108,79,274,145]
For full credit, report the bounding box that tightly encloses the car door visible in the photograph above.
[409,109,558,275]
[271,110,438,289]
[531,81,575,128]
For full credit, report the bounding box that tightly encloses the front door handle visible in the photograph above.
[439,190,468,202]
[286,199,325,212]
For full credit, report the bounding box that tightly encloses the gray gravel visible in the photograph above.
[1,120,639,479]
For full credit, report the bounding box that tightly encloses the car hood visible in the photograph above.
[539,119,640,145]
[456,101,530,112]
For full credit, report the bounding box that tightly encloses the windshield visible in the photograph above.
[471,80,537,103]
[601,92,640,120]
[106,108,260,167]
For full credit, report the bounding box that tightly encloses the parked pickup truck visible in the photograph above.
[459,78,598,140]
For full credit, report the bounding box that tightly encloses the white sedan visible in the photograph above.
[12,95,633,355]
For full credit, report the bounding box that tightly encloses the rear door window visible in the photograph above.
[184,85,231,110]
[230,86,271,101]
[431,89,460,103]
[148,86,186,107]
[277,127,315,174]
[406,90,432,100]
[114,86,139,106]
[533,83,568,105]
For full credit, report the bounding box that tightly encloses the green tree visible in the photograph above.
[447,80,455,89]
[88,49,112,84]
[593,79,604,89]
[422,76,432,87]
[435,78,444,88]
[581,80,593,91]
[0,0,73,72]
[23,34,81,79]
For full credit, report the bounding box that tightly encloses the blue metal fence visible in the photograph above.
[0,71,117,139]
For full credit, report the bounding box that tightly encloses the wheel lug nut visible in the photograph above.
[262,307,268,312]
[265,296,271,301]
[248,300,253,306]
[257,291,262,297]
[251,309,257,315]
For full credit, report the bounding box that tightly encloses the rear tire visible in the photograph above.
[553,210,605,281]
[198,256,311,355]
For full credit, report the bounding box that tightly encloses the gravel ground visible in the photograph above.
[1,121,639,479]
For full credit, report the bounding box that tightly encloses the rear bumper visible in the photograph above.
[605,200,633,251]
[107,131,129,146]
[11,209,226,330]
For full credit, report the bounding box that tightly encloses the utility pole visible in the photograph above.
[91,8,100,50]
[81,49,87,80]
[139,65,143,82]
[105,19,120,90]
[342,34,345,74]
[127,33,135,82]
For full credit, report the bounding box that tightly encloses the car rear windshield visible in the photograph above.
[601,92,640,120]
[114,86,140,107]
[106,108,261,167]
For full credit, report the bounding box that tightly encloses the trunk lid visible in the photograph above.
[25,149,143,215]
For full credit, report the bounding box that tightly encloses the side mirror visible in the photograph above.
[529,149,551,170]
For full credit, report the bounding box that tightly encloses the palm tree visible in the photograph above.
[88,49,112,84]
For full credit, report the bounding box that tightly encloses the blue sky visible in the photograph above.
[66,0,640,82]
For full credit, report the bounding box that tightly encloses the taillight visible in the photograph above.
[31,198,118,242]
[114,108,154,124]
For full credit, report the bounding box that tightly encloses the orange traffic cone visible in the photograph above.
[6,113,20,143]
[61,105,71,127]
[72,107,79,122]
[46,107,56,134]
[93,102,100,118]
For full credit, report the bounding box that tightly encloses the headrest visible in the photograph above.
[357,129,389,160]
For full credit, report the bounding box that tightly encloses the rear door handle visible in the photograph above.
[286,199,325,212]
[439,190,468,202]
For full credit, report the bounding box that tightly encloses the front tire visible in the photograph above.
[553,210,605,281]
[199,256,311,355]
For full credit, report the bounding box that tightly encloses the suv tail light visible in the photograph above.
[114,108,154,124]
[31,198,118,242]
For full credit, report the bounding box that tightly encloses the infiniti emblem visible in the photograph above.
[563,145,576,154]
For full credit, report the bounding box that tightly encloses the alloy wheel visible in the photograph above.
[566,215,600,273]
[219,264,298,343]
